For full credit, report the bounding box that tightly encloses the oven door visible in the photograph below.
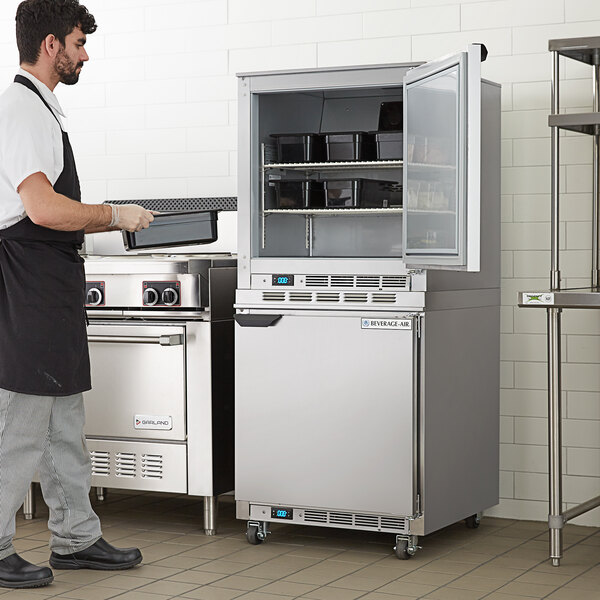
[84,322,186,441]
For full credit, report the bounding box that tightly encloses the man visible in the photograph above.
[0,0,156,589]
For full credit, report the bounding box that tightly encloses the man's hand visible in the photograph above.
[17,172,155,234]
[111,204,156,232]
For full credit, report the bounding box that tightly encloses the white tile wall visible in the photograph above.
[1,0,600,524]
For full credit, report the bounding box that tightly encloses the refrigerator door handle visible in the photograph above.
[473,42,488,61]
[234,314,282,327]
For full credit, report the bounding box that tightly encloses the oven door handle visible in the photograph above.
[88,334,184,346]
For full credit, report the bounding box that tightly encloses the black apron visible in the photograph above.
[0,75,90,396]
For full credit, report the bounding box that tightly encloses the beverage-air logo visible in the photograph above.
[361,318,412,330]
[134,415,173,430]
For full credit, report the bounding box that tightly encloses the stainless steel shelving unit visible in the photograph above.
[519,36,600,567]
[260,146,404,250]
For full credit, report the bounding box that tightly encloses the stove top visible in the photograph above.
[83,253,236,311]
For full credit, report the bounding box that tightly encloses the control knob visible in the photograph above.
[86,287,103,306]
[143,288,159,306]
[162,287,179,306]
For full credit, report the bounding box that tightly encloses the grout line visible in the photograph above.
[16,496,600,600]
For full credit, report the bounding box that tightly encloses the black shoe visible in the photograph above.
[49,538,142,571]
[0,553,54,588]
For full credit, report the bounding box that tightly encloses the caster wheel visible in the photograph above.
[394,539,412,560]
[465,514,480,529]
[246,525,263,545]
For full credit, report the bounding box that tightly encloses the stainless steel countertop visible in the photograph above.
[83,253,236,275]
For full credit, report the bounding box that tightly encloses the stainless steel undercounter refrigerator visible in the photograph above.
[234,46,501,557]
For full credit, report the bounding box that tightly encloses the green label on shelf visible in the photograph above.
[523,292,554,305]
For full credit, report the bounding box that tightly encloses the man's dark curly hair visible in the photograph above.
[16,0,97,65]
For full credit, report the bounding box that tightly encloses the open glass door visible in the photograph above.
[403,44,483,271]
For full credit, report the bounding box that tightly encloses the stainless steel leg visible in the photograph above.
[593,60,600,287]
[548,307,563,566]
[203,495,217,535]
[23,483,35,520]
[95,487,106,502]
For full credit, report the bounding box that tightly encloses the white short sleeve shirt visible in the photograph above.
[0,68,66,230]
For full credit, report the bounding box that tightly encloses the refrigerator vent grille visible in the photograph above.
[90,451,110,476]
[344,293,368,303]
[356,276,381,288]
[263,291,285,301]
[305,275,409,289]
[302,510,406,531]
[306,276,329,287]
[316,292,340,302]
[329,512,353,525]
[289,292,312,302]
[381,517,406,530]
[382,276,409,288]
[372,293,397,303]
[115,452,136,478]
[304,510,328,523]
[354,514,379,528]
[141,454,163,479]
[330,276,354,287]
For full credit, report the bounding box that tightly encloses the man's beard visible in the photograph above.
[55,48,83,85]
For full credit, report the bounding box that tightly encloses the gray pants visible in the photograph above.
[0,388,102,560]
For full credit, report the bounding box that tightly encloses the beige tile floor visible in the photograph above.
[6,489,600,599]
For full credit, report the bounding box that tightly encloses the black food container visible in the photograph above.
[271,133,326,163]
[373,131,403,160]
[324,132,376,161]
[378,101,403,131]
[123,210,218,250]
[324,179,402,208]
[272,180,325,208]
[361,180,403,208]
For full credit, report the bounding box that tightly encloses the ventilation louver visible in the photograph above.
[343,293,368,303]
[90,451,109,476]
[356,276,381,288]
[304,510,327,523]
[316,292,340,302]
[115,452,136,478]
[372,293,397,303]
[142,454,163,479]
[263,291,285,302]
[306,275,329,287]
[354,514,379,528]
[330,276,354,287]
[329,512,353,525]
[300,509,406,532]
[289,292,312,302]
[382,276,408,288]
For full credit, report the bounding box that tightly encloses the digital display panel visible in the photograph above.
[272,274,294,286]
[271,507,293,520]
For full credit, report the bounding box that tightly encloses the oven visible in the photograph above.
[83,255,236,534]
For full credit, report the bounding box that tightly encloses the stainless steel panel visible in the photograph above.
[421,306,499,534]
[244,64,414,92]
[235,312,415,516]
[248,503,409,534]
[87,438,187,493]
[84,323,186,441]
[235,288,427,312]
[83,254,232,275]
[185,320,215,496]
[84,273,202,309]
